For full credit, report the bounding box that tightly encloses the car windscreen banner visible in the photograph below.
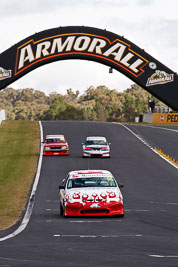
[0,26,178,110]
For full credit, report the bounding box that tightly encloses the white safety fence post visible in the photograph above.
[0,109,6,125]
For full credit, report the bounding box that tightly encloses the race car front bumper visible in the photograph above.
[64,201,124,216]
[43,150,69,156]
[83,152,110,157]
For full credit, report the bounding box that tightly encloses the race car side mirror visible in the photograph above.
[59,185,65,190]
[118,183,124,188]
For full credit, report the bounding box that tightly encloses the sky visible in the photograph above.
[0,0,178,96]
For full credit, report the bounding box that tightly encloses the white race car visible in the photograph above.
[82,136,110,158]
[59,170,124,217]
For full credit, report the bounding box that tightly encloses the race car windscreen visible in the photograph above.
[45,138,66,143]
[85,140,108,146]
[67,177,117,188]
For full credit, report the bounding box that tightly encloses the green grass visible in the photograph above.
[0,121,40,230]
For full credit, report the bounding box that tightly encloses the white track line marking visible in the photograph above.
[138,125,178,133]
[45,209,59,211]
[150,201,178,205]
[69,221,102,223]
[0,256,51,264]
[35,219,123,223]
[150,255,178,258]
[125,209,166,212]
[116,123,178,170]
[0,121,43,242]
[46,200,59,202]
[69,220,122,223]
[54,234,142,238]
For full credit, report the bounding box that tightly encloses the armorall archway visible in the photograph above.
[0,26,178,110]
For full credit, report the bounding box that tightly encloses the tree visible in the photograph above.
[0,84,167,122]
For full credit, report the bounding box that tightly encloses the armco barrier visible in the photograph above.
[0,109,6,125]
[152,113,178,124]
[138,113,178,124]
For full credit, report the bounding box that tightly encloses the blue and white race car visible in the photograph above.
[82,136,110,158]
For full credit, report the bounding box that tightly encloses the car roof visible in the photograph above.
[45,135,65,139]
[86,136,107,141]
[68,170,113,178]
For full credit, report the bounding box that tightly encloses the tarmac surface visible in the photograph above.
[0,121,178,267]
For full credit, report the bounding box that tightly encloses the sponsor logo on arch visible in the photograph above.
[0,67,12,80]
[146,70,174,86]
[15,33,148,77]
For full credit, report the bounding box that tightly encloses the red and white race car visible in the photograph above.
[59,170,124,217]
[43,135,69,156]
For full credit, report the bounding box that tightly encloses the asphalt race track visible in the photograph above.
[0,121,178,267]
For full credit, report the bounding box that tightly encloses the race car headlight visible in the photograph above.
[85,147,92,150]
[44,146,50,151]
[61,146,67,149]
[101,147,109,151]
[109,197,123,203]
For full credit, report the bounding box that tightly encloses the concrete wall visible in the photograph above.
[142,113,153,123]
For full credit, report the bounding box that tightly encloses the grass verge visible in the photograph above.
[0,120,40,230]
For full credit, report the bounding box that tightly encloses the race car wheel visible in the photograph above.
[59,202,64,216]
[63,207,66,217]
[116,214,124,218]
